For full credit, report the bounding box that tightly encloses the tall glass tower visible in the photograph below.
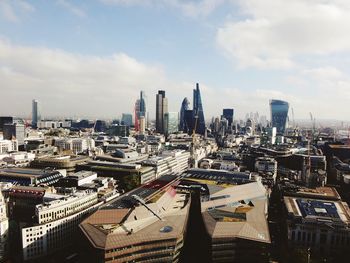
[179,97,190,132]
[193,83,205,135]
[156,90,168,134]
[223,108,234,126]
[270,99,289,134]
[32,99,40,129]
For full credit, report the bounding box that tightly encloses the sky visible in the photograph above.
[1,0,350,121]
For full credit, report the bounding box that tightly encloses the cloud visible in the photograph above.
[56,0,86,18]
[0,0,34,23]
[100,0,226,17]
[0,40,175,119]
[217,0,350,69]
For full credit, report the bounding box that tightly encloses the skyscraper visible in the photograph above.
[134,91,148,131]
[156,90,168,134]
[193,83,205,135]
[179,97,190,132]
[270,99,289,134]
[164,112,179,136]
[32,99,40,129]
[121,113,133,126]
[222,109,234,126]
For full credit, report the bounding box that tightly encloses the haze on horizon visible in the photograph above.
[1,0,350,121]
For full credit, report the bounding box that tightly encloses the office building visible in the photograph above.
[284,187,350,258]
[20,190,101,261]
[30,155,90,173]
[184,109,194,134]
[94,120,107,132]
[121,113,133,126]
[164,112,179,136]
[222,109,234,127]
[135,91,147,132]
[80,185,190,263]
[156,90,168,134]
[0,117,13,132]
[193,83,206,135]
[0,139,18,153]
[32,99,40,129]
[54,138,95,154]
[179,97,190,132]
[201,182,270,262]
[0,168,65,186]
[139,116,146,135]
[3,123,25,146]
[270,99,289,134]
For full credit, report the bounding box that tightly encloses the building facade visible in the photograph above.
[32,99,40,129]
[193,83,206,135]
[179,97,190,132]
[156,90,168,134]
[270,99,289,134]
[164,112,179,136]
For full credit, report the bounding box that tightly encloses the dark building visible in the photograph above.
[156,90,168,134]
[0,168,64,186]
[270,99,289,134]
[107,124,129,137]
[184,110,194,134]
[94,120,107,132]
[0,116,13,131]
[193,83,206,135]
[3,122,25,146]
[222,108,234,127]
[179,97,190,132]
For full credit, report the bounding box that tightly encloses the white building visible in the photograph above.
[54,138,95,154]
[0,139,18,154]
[21,190,101,261]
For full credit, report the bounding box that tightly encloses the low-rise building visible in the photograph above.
[20,190,101,261]
[284,187,350,258]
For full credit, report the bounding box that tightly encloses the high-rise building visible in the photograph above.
[121,113,133,126]
[164,112,179,136]
[139,116,145,135]
[134,91,147,131]
[179,97,190,132]
[32,99,40,129]
[0,117,13,132]
[270,99,289,134]
[223,108,234,126]
[193,83,206,135]
[3,123,25,146]
[184,110,194,134]
[156,90,168,133]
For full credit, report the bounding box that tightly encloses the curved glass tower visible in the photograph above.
[270,99,289,134]
[193,83,206,135]
[179,97,190,132]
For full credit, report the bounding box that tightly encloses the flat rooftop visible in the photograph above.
[284,196,350,224]
[0,168,59,178]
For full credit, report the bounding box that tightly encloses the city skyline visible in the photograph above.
[1,1,350,120]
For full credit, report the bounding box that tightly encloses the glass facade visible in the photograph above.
[270,99,289,134]
[193,83,206,135]
[223,109,234,126]
[164,112,179,136]
[179,97,190,132]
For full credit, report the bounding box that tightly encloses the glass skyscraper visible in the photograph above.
[179,97,190,132]
[164,112,179,136]
[193,83,205,135]
[270,99,289,134]
[32,99,40,129]
[134,91,147,132]
[222,108,234,126]
[156,90,168,134]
